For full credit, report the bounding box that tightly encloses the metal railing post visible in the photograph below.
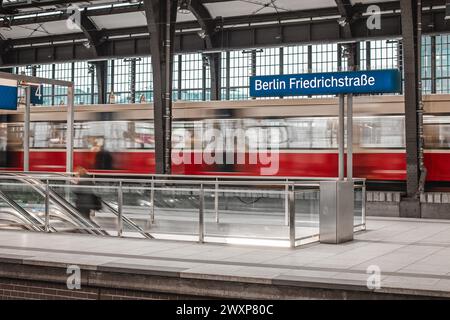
[117,181,123,237]
[338,94,345,180]
[289,184,296,248]
[199,184,204,243]
[215,179,219,223]
[151,178,155,223]
[23,86,31,172]
[347,93,353,181]
[44,180,50,232]
[285,183,289,226]
[66,85,74,173]
[362,181,366,229]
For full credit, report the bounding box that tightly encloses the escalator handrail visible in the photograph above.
[0,190,47,232]
[1,174,108,236]
[101,200,154,239]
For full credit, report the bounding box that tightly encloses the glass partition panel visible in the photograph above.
[295,188,320,244]
[204,184,288,246]
[354,186,365,231]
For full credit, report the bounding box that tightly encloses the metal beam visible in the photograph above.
[3,6,450,66]
[143,0,177,174]
[0,0,239,10]
[2,2,401,29]
[93,60,107,104]
[399,0,422,218]
[78,9,106,57]
[189,0,221,100]
[335,0,354,39]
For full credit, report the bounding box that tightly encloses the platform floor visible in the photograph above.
[1,216,450,298]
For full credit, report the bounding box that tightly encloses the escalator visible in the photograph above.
[0,173,108,235]
[0,191,43,231]
[0,173,154,238]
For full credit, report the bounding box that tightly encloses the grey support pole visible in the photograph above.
[23,86,30,172]
[347,94,353,180]
[338,94,345,180]
[66,85,74,173]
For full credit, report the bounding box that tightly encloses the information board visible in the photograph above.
[250,69,401,97]
[0,79,18,110]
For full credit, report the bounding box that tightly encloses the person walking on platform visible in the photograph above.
[73,166,101,222]
[94,144,114,171]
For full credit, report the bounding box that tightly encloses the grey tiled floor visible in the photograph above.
[1,216,450,296]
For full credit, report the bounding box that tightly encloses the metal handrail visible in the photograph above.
[0,175,359,188]
[0,172,366,247]
[3,170,366,183]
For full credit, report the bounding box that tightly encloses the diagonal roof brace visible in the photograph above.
[335,0,356,38]
[188,0,219,49]
[78,8,107,57]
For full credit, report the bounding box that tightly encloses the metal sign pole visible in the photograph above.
[23,86,31,172]
[66,85,74,173]
[347,93,353,181]
[338,94,345,180]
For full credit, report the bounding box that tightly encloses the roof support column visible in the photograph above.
[93,60,108,104]
[399,0,424,218]
[144,0,177,174]
[207,53,221,100]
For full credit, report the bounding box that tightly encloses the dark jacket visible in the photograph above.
[74,174,102,217]
[95,149,114,170]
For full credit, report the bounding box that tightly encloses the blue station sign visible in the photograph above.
[0,79,18,110]
[30,84,44,105]
[250,69,401,97]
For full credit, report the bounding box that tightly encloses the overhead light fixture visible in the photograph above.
[83,41,91,49]
[197,29,206,39]
[178,0,191,14]
[337,16,348,27]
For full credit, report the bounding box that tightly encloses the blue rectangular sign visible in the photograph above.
[250,69,401,97]
[0,79,18,110]
[30,84,44,105]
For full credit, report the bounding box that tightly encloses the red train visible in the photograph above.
[0,95,449,182]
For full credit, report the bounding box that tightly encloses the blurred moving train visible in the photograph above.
[0,95,449,182]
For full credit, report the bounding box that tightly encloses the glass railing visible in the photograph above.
[0,173,366,247]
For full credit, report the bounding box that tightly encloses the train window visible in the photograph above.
[30,122,66,149]
[285,117,338,149]
[0,124,6,150]
[74,121,155,150]
[357,116,405,148]
[424,116,450,149]
[172,121,196,150]
[6,123,23,149]
[243,119,288,150]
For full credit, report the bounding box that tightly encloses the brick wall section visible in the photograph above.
[0,278,202,300]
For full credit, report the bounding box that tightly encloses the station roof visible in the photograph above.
[0,0,402,40]
[0,0,446,66]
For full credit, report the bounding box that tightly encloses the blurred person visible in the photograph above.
[73,166,101,221]
[94,144,114,171]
